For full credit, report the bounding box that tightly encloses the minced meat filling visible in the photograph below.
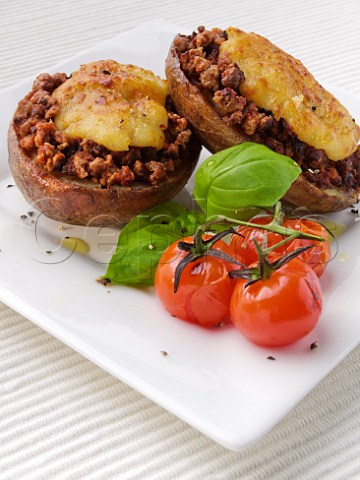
[13,73,192,188]
[175,26,360,191]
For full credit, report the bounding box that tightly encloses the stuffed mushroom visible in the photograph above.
[9,60,201,226]
[165,26,360,212]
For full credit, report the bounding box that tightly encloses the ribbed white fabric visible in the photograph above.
[0,0,360,478]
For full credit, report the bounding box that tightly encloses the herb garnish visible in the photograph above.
[104,202,205,286]
[194,143,301,220]
[103,144,322,287]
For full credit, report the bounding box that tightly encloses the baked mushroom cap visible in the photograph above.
[8,123,200,226]
[165,28,360,212]
[282,174,358,212]
[8,61,201,226]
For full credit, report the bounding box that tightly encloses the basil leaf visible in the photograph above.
[105,224,181,286]
[194,142,301,219]
[104,201,203,286]
[120,201,186,235]
[171,210,206,237]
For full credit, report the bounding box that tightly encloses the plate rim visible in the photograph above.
[1,21,360,451]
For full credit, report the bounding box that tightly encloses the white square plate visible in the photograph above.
[0,21,359,450]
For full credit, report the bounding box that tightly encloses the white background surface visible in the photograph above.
[0,0,360,478]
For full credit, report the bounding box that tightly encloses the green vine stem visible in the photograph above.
[200,202,325,244]
[174,202,326,293]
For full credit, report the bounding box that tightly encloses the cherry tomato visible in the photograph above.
[281,218,331,277]
[230,216,331,276]
[229,216,283,265]
[230,258,322,346]
[155,235,239,327]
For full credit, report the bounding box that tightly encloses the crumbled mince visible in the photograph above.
[13,72,194,189]
[267,355,276,360]
[27,211,35,217]
[20,214,27,220]
[175,26,360,191]
[351,208,359,214]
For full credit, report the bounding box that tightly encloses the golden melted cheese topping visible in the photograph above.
[52,60,170,152]
[220,27,360,161]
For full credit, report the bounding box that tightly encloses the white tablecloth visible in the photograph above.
[0,1,359,478]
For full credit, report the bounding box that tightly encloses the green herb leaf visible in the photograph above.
[170,210,205,237]
[119,201,186,236]
[105,224,181,286]
[104,202,203,286]
[193,142,301,220]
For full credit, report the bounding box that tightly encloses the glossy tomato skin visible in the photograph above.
[281,218,331,277]
[230,216,331,277]
[230,258,322,346]
[230,216,283,265]
[155,236,238,328]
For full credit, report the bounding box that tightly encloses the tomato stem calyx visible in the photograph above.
[174,201,324,292]
[174,227,244,293]
[229,241,313,286]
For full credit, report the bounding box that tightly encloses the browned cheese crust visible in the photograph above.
[165,28,360,212]
[8,62,201,226]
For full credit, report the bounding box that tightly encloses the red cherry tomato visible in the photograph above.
[281,218,331,277]
[230,216,331,276]
[229,216,283,265]
[155,235,240,327]
[230,258,322,346]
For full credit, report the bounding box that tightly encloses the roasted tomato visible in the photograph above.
[230,258,322,346]
[281,218,331,277]
[230,215,331,276]
[155,235,241,327]
[230,216,282,265]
